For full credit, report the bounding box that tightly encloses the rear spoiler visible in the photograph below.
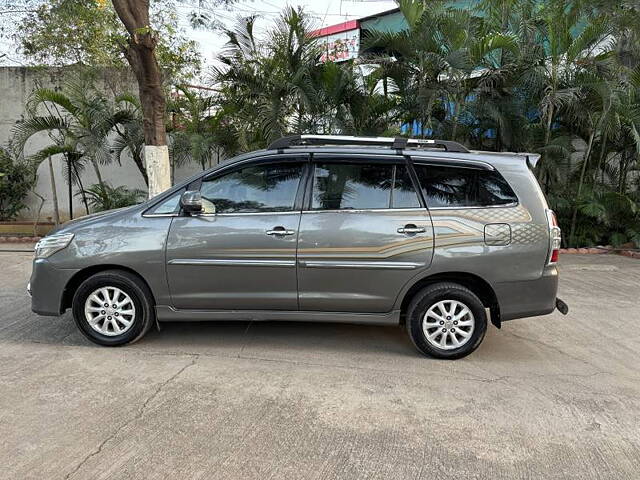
[525,153,541,169]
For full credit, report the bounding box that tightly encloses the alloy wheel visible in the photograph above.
[84,286,136,336]
[422,299,475,350]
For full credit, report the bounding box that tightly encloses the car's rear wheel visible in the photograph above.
[406,282,487,359]
[72,270,154,346]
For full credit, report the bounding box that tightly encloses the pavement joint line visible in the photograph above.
[62,355,199,480]
[237,320,253,358]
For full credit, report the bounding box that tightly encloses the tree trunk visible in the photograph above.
[31,191,45,238]
[451,97,460,141]
[593,135,607,188]
[91,158,104,186]
[538,103,555,183]
[73,160,90,215]
[132,150,149,186]
[67,157,73,220]
[47,156,60,226]
[112,0,171,198]
[569,130,595,247]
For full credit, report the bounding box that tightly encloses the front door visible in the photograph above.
[166,158,306,310]
[297,156,434,313]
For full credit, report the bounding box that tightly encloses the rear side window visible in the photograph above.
[413,164,517,208]
[311,162,420,210]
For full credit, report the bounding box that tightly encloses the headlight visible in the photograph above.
[34,233,75,259]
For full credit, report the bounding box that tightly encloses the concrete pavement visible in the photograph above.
[1,250,639,479]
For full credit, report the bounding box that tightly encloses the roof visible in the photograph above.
[209,146,535,175]
[309,7,403,38]
[357,7,401,23]
[309,20,359,37]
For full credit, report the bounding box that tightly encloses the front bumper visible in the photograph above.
[30,259,79,316]
[494,266,559,321]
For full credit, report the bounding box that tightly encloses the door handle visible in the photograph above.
[397,224,426,234]
[266,227,296,236]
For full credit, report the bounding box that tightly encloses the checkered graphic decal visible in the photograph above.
[511,223,547,244]
[431,205,546,247]
[457,204,531,223]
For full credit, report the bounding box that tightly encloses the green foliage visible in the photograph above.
[20,0,122,67]
[9,0,640,247]
[12,76,153,216]
[0,147,35,221]
[16,0,201,81]
[79,183,145,212]
[208,1,640,248]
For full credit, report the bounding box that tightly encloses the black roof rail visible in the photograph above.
[266,135,470,153]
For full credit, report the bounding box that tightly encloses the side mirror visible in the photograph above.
[180,190,204,215]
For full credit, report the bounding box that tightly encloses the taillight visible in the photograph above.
[546,209,561,265]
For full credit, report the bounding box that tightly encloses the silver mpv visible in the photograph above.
[29,135,567,359]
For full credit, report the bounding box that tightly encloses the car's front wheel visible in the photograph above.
[406,282,487,359]
[72,270,155,346]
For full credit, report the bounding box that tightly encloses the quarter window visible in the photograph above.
[413,164,517,208]
[146,188,184,215]
[311,162,420,210]
[199,162,304,214]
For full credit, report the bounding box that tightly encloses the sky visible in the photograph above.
[0,0,398,67]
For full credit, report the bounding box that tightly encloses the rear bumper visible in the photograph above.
[494,266,559,321]
[30,259,78,316]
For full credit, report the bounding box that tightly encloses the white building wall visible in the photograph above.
[0,66,206,222]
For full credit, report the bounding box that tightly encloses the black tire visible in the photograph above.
[406,282,487,359]
[72,270,155,346]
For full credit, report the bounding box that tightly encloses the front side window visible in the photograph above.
[311,162,420,210]
[146,188,184,215]
[413,164,517,208]
[199,162,304,214]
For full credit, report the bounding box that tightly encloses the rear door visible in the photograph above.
[296,155,434,313]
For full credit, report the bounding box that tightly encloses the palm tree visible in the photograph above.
[12,80,126,218]
[534,3,612,168]
[110,93,148,186]
[168,85,224,171]
[364,2,479,138]
[13,115,90,218]
[80,183,145,212]
[214,7,320,147]
[24,82,120,184]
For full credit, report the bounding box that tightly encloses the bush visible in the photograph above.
[80,183,146,212]
[0,148,35,221]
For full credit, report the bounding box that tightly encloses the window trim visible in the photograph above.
[304,155,422,212]
[409,156,495,171]
[409,160,519,210]
[301,207,428,215]
[190,156,310,216]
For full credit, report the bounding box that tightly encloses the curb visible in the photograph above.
[559,247,640,259]
[0,236,41,243]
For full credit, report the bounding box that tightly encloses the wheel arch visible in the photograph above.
[398,272,501,328]
[61,264,157,313]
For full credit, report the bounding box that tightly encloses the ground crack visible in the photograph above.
[63,355,199,480]
[503,330,601,370]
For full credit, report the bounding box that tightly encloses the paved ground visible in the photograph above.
[1,248,639,480]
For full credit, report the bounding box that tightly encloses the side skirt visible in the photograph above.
[155,306,400,326]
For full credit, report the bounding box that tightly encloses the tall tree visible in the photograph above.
[111,0,170,197]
